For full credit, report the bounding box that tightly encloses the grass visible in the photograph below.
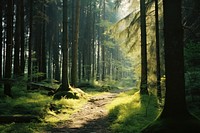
[1,81,199,133]
[0,83,88,133]
[106,89,162,133]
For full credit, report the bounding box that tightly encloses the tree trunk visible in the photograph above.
[161,0,188,118]
[27,0,33,89]
[96,6,101,81]
[4,0,13,97]
[101,0,106,81]
[71,0,80,87]
[140,0,148,95]
[14,0,21,77]
[62,0,70,91]
[0,0,3,80]
[155,0,161,100]
[142,0,200,132]
[20,0,25,74]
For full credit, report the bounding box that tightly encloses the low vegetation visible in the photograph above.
[106,89,161,133]
[0,82,89,133]
[0,80,200,133]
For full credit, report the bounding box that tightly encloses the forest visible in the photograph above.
[0,0,200,132]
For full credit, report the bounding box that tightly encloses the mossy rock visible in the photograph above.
[53,88,87,100]
[53,91,79,100]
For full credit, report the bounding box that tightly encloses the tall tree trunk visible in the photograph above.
[14,0,21,77]
[140,0,148,95]
[62,0,70,91]
[4,0,13,97]
[101,0,106,81]
[40,4,46,80]
[160,0,188,118]
[53,34,60,81]
[91,3,96,81]
[20,0,25,74]
[142,0,200,132]
[96,4,101,81]
[155,0,161,100]
[71,0,80,87]
[0,0,3,80]
[27,0,33,89]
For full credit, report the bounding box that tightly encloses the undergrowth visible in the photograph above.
[0,82,88,133]
[106,89,162,133]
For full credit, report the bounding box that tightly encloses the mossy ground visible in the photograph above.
[0,83,199,133]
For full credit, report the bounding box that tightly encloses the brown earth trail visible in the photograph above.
[48,90,125,133]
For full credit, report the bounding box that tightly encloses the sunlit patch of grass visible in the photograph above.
[0,83,89,132]
[107,89,161,133]
[106,89,139,110]
[44,97,88,123]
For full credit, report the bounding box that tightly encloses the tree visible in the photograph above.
[0,0,3,80]
[20,0,25,75]
[142,0,200,132]
[71,0,80,87]
[14,0,22,77]
[27,0,33,89]
[61,0,70,91]
[155,0,161,100]
[4,0,13,97]
[140,0,148,95]
[101,0,106,81]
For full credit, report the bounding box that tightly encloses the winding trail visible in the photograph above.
[49,91,121,133]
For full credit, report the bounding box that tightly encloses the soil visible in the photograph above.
[48,91,123,133]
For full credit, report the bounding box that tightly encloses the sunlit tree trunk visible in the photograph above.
[96,3,101,81]
[71,0,80,87]
[4,0,13,97]
[91,3,96,81]
[62,0,70,91]
[101,0,106,81]
[155,0,161,100]
[140,0,148,95]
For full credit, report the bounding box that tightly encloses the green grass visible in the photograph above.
[0,83,88,133]
[106,89,162,133]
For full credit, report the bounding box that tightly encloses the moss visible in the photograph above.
[53,87,87,100]
[53,91,79,100]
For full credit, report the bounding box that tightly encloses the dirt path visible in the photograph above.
[49,92,121,133]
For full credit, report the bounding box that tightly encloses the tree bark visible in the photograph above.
[62,0,70,91]
[27,0,33,89]
[0,0,3,80]
[101,0,106,81]
[14,0,21,77]
[155,0,161,100]
[20,0,25,74]
[4,0,13,97]
[160,0,188,118]
[71,0,80,87]
[140,0,148,95]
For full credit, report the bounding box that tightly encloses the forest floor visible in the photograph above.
[47,89,128,133]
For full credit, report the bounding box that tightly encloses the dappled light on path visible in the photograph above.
[49,92,119,133]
